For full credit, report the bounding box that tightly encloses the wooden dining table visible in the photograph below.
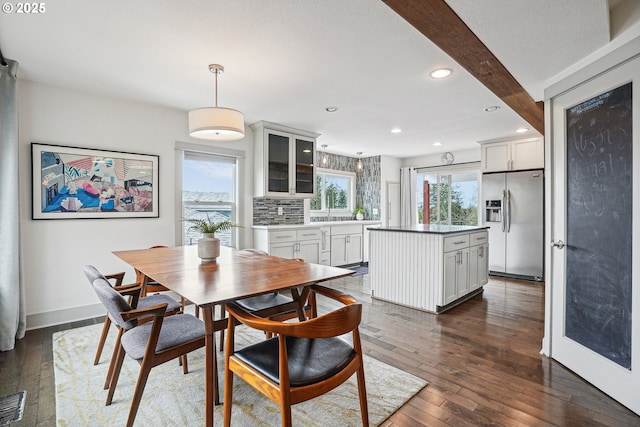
[112,245,354,427]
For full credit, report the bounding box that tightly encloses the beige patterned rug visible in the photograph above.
[53,318,426,426]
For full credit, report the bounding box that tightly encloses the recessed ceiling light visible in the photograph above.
[430,68,452,79]
[391,128,402,134]
[516,127,529,133]
[484,106,500,112]
[433,142,442,146]
[325,106,338,112]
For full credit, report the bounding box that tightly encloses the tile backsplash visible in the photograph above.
[252,198,304,225]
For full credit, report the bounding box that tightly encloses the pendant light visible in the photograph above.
[189,64,245,141]
[356,152,363,171]
[321,144,328,165]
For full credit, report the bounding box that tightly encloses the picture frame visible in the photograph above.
[31,143,159,219]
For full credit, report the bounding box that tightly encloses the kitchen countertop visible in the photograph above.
[252,220,381,230]
[370,224,488,234]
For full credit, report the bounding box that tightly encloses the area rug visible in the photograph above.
[53,318,426,426]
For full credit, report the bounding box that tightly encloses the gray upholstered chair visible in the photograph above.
[90,277,205,427]
[223,284,368,427]
[83,265,182,372]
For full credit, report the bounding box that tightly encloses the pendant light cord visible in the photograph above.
[214,68,218,107]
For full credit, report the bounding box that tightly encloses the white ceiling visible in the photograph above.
[0,0,635,158]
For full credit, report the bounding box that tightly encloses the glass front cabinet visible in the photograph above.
[252,121,319,198]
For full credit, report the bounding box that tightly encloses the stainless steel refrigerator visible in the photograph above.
[482,170,544,281]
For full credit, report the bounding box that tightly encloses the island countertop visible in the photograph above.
[369,224,488,234]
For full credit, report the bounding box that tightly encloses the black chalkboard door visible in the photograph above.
[565,82,632,369]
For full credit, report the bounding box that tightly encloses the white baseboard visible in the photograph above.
[26,291,183,330]
[26,303,105,330]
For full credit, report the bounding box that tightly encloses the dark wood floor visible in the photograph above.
[1,275,639,426]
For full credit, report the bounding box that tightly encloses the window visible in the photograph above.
[310,168,355,215]
[180,151,237,247]
[417,168,479,226]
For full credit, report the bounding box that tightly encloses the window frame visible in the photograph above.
[310,167,356,217]
[175,142,244,247]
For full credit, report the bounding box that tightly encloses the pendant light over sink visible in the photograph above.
[356,152,363,171]
[188,64,245,141]
[321,144,328,165]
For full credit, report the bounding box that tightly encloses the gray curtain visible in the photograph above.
[0,58,25,351]
[400,167,417,227]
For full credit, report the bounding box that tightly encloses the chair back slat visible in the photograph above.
[91,278,136,330]
[227,302,361,338]
[83,264,106,283]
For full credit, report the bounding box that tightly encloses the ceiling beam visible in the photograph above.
[382,0,544,135]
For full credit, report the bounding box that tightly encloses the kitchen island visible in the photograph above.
[368,224,489,313]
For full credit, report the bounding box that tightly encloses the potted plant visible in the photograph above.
[184,214,240,262]
[353,206,365,221]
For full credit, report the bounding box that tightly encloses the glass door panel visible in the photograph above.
[417,170,479,226]
[267,133,290,193]
[295,137,314,194]
[451,173,478,225]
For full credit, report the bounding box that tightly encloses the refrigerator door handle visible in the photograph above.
[506,189,512,232]
[501,189,507,232]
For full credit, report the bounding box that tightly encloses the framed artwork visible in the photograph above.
[31,143,159,219]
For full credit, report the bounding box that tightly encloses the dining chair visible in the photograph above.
[223,284,369,427]
[235,250,310,320]
[218,250,312,347]
[83,265,182,368]
[90,277,205,427]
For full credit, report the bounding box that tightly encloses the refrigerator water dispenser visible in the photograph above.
[485,200,502,222]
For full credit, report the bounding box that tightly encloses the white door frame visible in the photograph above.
[386,181,400,227]
[546,54,640,416]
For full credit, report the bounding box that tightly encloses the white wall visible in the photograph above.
[400,147,481,168]
[380,155,401,226]
[19,81,254,328]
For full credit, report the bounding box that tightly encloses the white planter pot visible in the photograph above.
[356,213,364,221]
[198,233,220,262]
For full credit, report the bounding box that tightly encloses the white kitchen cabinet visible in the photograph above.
[443,235,470,305]
[480,137,543,172]
[468,231,489,292]
[319,226,331,265]
[251,121,319,198]
[330,224,363,266]
[253,228,321,263]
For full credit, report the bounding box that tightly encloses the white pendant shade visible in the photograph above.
[188,107,245,141]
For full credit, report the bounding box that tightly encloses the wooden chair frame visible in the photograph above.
[106,301,205,427]
[218,253,311,346]
[94,275,182,363]
[223,284,368,427]
[93,271,126,365]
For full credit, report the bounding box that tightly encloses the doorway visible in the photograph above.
[549,55,639,415]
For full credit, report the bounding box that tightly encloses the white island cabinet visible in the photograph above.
[369,225,489,313]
